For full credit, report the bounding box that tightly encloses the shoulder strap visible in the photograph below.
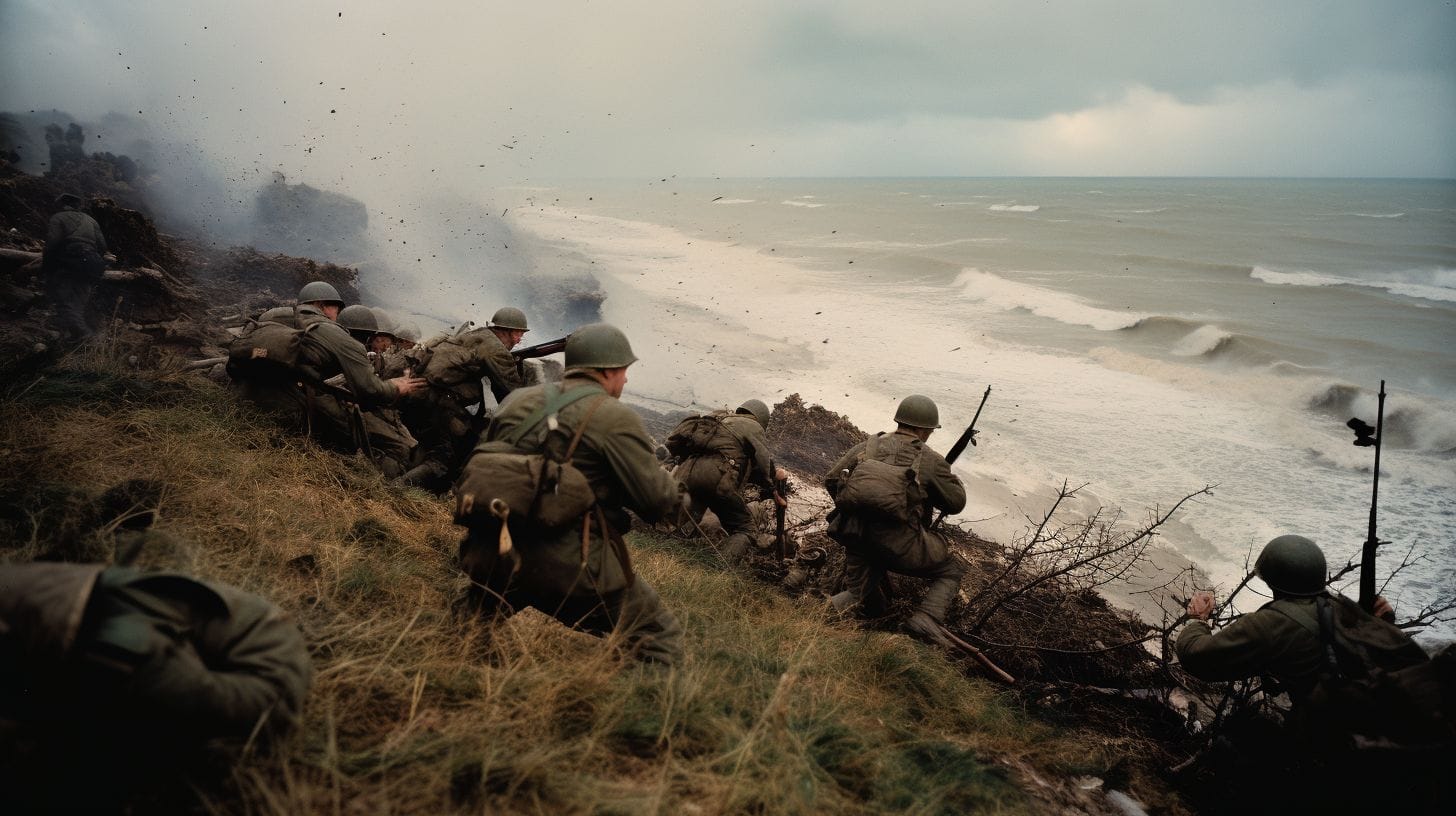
[1315,595,1344,679]
[503,385,601,447]
[864,434,881,462]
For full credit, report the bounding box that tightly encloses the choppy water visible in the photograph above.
[490,178,1456,643]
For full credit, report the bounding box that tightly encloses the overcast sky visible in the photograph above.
[4,0,1454,190]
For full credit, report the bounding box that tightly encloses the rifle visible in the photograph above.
[1347,380,1387,614]
[771,458,791,561]
[932,385,991,528]
[512,334,570,361]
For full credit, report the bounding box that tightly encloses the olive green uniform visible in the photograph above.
[42,209,109,340]
[672,412,776,560]
[1176,597,1326,701]
[416,328,527,477]
[457,372,686,665]
[824,429,968,621]
[0,562,311,736]
[236,304,404,463]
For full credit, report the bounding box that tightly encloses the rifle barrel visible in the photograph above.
[1358,380,1385,613]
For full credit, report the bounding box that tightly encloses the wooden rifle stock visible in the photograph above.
[511,334,570,361]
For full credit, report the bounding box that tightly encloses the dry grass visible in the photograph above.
[0,354,1186,815]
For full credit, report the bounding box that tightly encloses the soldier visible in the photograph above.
[454,322,686,666]
[823,394,967,643]
[399,306,530,488]
[315,304,420,477]
[1175,535,1449,812]
[0,560,311,808]
[667,398,789,561]
[41,193,110,341]
[229,281,424,457]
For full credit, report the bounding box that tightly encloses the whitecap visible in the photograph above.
[713,198,755,205]
[954,268,1145,331]
[1171,325,1233,357]
[988,204,1040,212]
[1251,266,1456,304]
[781,200,824,208]
[1347,212,1406,219]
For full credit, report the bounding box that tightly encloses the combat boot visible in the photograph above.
[918,575,961,622]
[721,532,752,561]
[828,590,859,616]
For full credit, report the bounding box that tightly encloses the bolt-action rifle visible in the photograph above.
[511,334,570,361]
[1347,380,1387,614]
[931,385,991,528]
[771,457,791,561]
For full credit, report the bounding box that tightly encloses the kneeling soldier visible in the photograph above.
[454,323,687,666]
[824,394,967,642]
[667,398,788,561]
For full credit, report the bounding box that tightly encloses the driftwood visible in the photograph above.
[0,248,42,264]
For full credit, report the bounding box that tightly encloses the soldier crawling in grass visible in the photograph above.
[453,322,688,666]
[823,394,968,645]
[666,398,789,562]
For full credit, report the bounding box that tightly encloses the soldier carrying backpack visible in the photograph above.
[666,398,788,562]
[1178,534,1455,811]
[226,281,424,462]
[452,323,688,666]
[823,394,968,645]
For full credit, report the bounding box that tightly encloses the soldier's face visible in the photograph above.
[505,329,526,349]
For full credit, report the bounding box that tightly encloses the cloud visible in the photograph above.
[2,0,1453,182]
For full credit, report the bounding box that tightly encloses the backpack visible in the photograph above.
[1297,593,1456,749]
[665,411,734,459]
[454,385,607,533]
[225,318,320,381]
[833,435,927,525]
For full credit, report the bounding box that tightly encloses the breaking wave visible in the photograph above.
[954,269,1145,330]
[714,198,755,205]
[988,203,1040,212]
[781,200,824,208]
[1305,382,1456,453]
[1123,316,1304,367]
[1251,266,1456,304]
[1347,212,1405,219]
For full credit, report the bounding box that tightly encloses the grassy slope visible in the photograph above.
[1,356,1172,815]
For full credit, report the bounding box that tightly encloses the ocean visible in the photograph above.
[485,177,1455,642]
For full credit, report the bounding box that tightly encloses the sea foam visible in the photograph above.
[988,203,1040,212]
[1252,266,1456,304]
[954,269,1145,331]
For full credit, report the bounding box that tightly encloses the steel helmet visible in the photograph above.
[564,323,638,369]
[370,308,399,338]
[1254,534,1327,596]
[395,319,421,344]
[56,193,83,208]
[737,399,771,427]
[297,280,344,307]
[337,304,379,334]
[894,394,941,429]
[488,306,529,332]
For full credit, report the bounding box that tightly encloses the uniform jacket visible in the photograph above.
[1176,596,1327,701]
[0,562,311,737]
[822,429,967,569]
[45,210,108,256]
[468,372,684,596]
[677,413,775,496]
[294,304,399,406]
[424,327,524,408]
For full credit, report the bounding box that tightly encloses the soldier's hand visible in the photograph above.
[774,467,789,482]
[1372,595,1395,623]
[390,375,427,397]
[773,491,788,508]
[1187,591,1215,621]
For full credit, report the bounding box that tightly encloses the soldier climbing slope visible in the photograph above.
[453,323,687,666]
[823,394,968,644]
[41,193,111,341]
[666,398,789,562]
